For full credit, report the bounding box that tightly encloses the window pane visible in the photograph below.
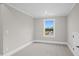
[44,19,55,37]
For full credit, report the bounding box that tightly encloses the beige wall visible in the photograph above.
[0,4,3,55]
[34,16,67,42]
[67,4,79,53]
[1,4,34,54]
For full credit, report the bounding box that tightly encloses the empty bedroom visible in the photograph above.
[0,3,79,56]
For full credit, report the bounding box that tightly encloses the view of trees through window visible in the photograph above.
[44,19,55,37]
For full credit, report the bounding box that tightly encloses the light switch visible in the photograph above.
[6,30,8,34]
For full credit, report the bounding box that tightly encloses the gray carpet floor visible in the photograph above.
[12,42,73,56]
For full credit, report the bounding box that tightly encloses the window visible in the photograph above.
[43,19,55,37]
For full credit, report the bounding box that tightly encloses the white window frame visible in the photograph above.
[43,18,55,38]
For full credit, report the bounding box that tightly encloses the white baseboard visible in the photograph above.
[66,43,75,56]
[3,41,33,56]
[34,40,75,56]
[33,40,67,45]
[3,40,74,56]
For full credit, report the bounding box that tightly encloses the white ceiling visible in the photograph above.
[7,3,75,18]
